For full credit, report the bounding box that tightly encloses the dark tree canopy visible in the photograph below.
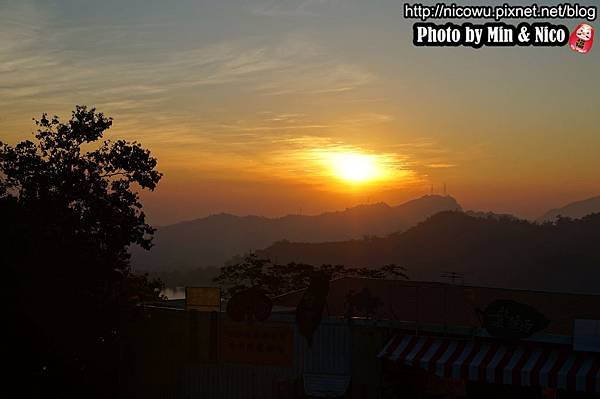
[213,253,408,298]
[1,106,161,249]
[1,106,163,398]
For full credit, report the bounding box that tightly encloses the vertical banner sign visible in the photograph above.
[296,273,329,346]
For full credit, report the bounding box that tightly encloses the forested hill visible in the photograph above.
[258,211,600,294]
[538,196,600,222]
[131,195,461,271]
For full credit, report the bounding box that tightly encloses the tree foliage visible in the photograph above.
[1,106,163,397]
[213,253,408,298]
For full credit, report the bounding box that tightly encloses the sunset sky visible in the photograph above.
[1,0,599,225]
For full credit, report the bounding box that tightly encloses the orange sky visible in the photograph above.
[1,1,599,224]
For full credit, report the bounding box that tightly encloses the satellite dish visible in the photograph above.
[480,299,549,339]
[226,287,272,322]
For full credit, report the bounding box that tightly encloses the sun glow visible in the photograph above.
[330,152,380,183]
[293,146,414,188]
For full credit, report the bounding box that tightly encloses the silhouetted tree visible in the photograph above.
[1,106,162,398]
[213,253,408,298]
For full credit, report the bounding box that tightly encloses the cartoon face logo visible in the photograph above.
[576,24,593,41]
[569,23,594,54]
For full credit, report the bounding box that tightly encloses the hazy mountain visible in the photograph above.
[538,196,600,222]
[258,211,600,294]
[131,195,461,271]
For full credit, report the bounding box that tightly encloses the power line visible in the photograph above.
[440,271,465,285]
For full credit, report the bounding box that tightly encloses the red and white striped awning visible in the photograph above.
[379,335,600,393]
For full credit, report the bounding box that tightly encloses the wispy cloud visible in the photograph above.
[428,163,457,169]
[0,5,373,126]
[248,0,339,17]
[0,0,452,192]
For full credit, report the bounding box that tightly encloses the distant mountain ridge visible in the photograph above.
[131,195,462,271]
[538,196,600,222]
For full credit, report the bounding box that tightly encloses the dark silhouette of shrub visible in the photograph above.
[1,106,163,398]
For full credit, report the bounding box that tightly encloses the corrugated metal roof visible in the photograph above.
[274,277,600,337]
[183,363,294,398]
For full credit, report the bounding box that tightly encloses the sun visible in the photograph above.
[330,152,379,183]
